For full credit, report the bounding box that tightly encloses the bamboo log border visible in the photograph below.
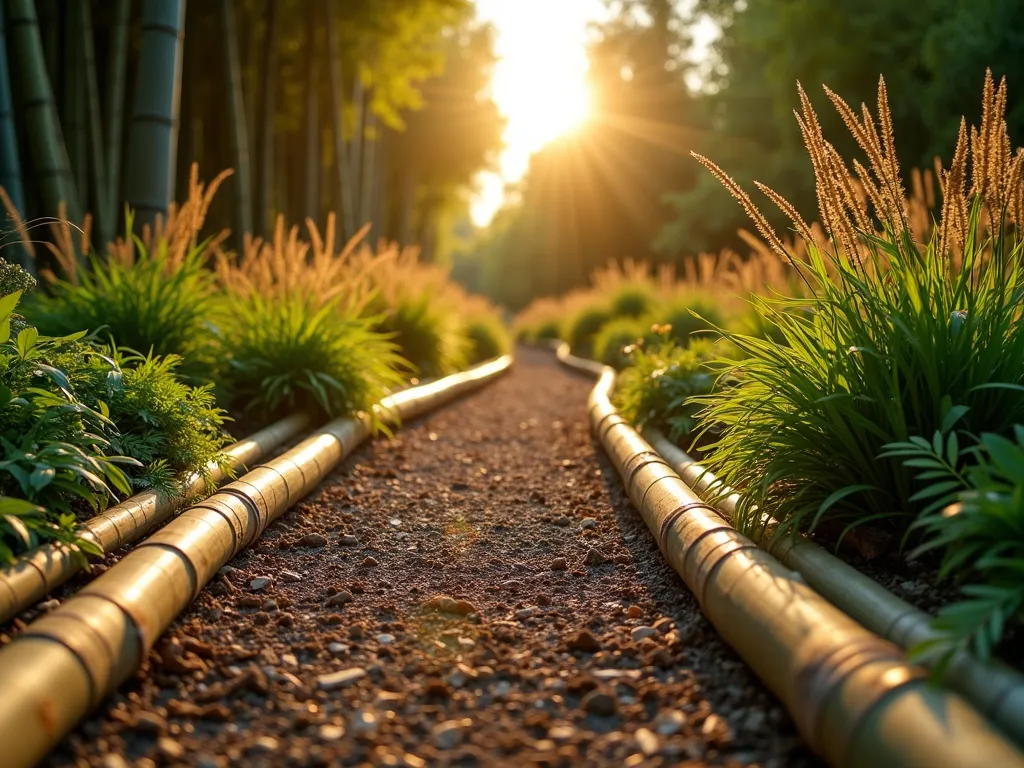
[0,355,511,768]
[556,344,1023,767]
[646,428,1024,747]
[0,413,312,626]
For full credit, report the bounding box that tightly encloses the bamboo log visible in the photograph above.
[0,413,311,625]
[557,345,1022,766]
[0,356,511,768]
[646,428,1024,747]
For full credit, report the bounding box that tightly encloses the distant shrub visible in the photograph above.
[609,283,657,318]
[650,294,724,346]
[593,317,652,369]
[565,304,613,358]
[465,313,510,364]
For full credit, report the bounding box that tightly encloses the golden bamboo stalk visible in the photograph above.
[0,355,511,768]
[556,344,1023,766]
[0,413,312,626]
[646,428,1024,747]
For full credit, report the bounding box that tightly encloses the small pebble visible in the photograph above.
[250,736,279,753]
[567,629,601,653]
[351,708,380,736]
[157,738,185,760]
[654,710,687,735]
[631,626,657,642]
[297,533,328,548]
[280,570,303,583]
[584,548,609,566]
[318,724,345,741]
[432,719,471,750]
[340,534,359,546]
[361,556,380,567]
[377,633,396,645]
[550,557,568,571]
[634,728,659,756]
[317,667,367,690]
[581,518,598,529]
[582,690,618,717]
[249,577,272,591]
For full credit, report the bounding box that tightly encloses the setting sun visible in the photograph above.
[472,0,605,224]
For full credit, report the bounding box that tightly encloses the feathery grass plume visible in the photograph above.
[215,214,373,310]
[695,72,1024,562]
[691,152,790,261]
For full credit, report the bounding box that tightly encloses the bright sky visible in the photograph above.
[471,0,606,226]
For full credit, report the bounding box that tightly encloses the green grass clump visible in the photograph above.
[218,293,407,425]
[23,230,220,383]
[593,317,652,369]
[465,314,510,364]
[372,292,469,379]
[564,304,613,358]
[695,68,1024,674]
[650,294,724,346]
[614,329,718,445]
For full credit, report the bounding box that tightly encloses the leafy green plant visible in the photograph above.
[614,327,718,445]
[883,418,1024,667]
[23,221,221,383]
[0,259,35,297]
[564,304,613,358]
[696,74,1024,544]
[0,291,137,563]
[372,291,469,379]
[593,316,653,369]
[53,346,232,496]
[218,292,407,426]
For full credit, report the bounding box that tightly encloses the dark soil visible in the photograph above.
[43,347,819,768]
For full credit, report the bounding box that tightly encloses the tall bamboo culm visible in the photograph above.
[0,0,30,273]
[125,0,186,228]
[4,0,82,225]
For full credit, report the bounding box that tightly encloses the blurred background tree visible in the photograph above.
[466,0,1024,309]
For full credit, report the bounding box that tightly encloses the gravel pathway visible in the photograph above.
[44,347,819,767]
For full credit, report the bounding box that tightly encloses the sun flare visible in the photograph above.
[472,0,604,224]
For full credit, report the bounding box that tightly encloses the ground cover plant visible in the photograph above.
[613,326,719,446]
[0,280,134,563]
[692,72,1024,660]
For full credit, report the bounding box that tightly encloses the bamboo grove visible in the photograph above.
[0,0,503,273]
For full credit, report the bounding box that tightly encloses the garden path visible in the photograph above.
[47,347,817,767]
